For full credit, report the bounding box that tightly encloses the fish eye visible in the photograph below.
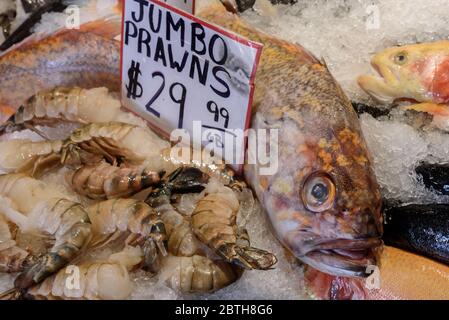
[394,51,408,65]
[302,173,336,212]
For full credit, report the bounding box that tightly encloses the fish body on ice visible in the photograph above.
[0,0,383,279]
[358,41,449,129]
[0,10,123,123]
[305,246,449,300]
[198,1,383,278]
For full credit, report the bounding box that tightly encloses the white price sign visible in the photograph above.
[121,0,262,166]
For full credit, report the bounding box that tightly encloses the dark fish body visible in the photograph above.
[416,162,449,195]
[351,102,390,119]
[384,204,449,265]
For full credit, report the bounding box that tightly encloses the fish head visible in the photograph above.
[253,109,383,278]
[357,42,449,103]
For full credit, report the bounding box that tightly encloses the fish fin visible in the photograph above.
[403,102,449,117]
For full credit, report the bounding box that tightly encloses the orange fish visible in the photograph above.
[305,246,449,300]
[358,41,449,129]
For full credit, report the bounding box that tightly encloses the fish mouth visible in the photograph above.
[358,61,399,103]
[300,238,383,278]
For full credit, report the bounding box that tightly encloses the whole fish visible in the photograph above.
[0,17,122,123]
[305,246,449,300]
[383,203,449,265]
[198,1,383,278]
[358,41,449,129]
[0,0,383,279]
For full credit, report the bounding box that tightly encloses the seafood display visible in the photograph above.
[198,1,383,278]
[0,16,122,123]
[0,174,92,289]
[0,0,447,302]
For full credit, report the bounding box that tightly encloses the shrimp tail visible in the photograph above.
[217,243,278,270]
[14,203,92,289]
[0,288,23,300]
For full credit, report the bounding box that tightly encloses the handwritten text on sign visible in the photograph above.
[121,0,262,165]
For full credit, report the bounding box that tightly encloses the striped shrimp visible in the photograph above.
[0,87,149,136]
[87,199,167,274]
[60,122,169,166]
[192,185,278,270]
[146,167,210,257]
[18,246,143,300]
[71,161,164,199]
[161,254,242,294]
[0,174,92,289]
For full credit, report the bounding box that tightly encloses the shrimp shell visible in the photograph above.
[0,174,92,289]
[192,187,277,270]
[87,199,167,273]
[62,122,169,165]
[0,139,62,174]
[0,87,148,135]
[162,255,242,294]
[71,161,163,199]
[26,246,142,300]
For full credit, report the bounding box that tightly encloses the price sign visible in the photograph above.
[121,0,262,167]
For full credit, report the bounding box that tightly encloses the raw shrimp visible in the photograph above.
[0,87,149,135]
[71,161,163,199]
[0,139,62,174]
[87,199,167,274]
[192,185,277,270]
[146,167,210,257]
[0,215,29,273]
[0,174,92,289]
[21,246,143,300]
[161,254,242,294]
[60,122,169,166]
